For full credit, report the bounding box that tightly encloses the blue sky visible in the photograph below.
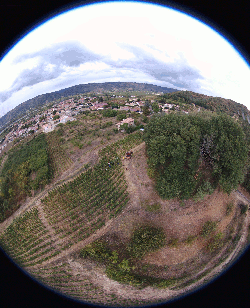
[0,1,249,117]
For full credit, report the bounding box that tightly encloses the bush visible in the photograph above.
[201,221,217,237]
[240,203,248,215]
[206,232,224,252]
[117,112,127,121]
[128,225,166,258]
[193,181,214,201]
[226,202,234,215]
[102,109,117,117]
[185,235,197,244]
[79,240,112,262]
[53,115,60,120]
[168,238,179,247]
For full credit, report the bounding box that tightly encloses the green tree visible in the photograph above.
[152,102,159,113]
[142,105,150,116]
[144,113,247,199]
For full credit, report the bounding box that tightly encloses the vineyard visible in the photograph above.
[46,130,73,177]
[0,208,60,267]
[0,131,143,269]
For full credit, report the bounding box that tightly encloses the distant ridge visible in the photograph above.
[0,82,177,130]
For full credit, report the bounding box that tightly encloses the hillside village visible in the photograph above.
[0,93,184,154]
[1,87,249,156]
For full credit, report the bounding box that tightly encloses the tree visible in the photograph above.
[152,102,159,113]
[142,105,150,116]
[144,112,248,200]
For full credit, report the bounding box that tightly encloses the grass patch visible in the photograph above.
[226,202,234,215]
[145,203,161,212]
[185,235,198,245]
[200,220,217,237]
[168,238,179,247]
[127,225,166,258]
[206,232,224,252]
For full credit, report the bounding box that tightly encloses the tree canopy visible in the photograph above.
[143,112,248,200]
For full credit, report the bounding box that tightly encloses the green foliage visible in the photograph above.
[168,238,179,247]
[193,181,214,201]
[0,134,51,222]
[101,109,117,118]
[53,115,60,120]
[80,241,112,262]
[128,225,166,258]
[226,202,234,215]
[144,113,248,200]
[152,102,159,113]
[142,105,150,116]
[117,112,127,121]
[206,232,224,252]
[100,121,113,129]
[145,203,161,212]
[200,221,217,237]
[240,203,248,215]
[185,235,197,245]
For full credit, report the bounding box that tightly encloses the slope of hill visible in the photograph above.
[0,82,177,131]
[163,91,250,119]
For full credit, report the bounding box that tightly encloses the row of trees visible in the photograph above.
[143,112,248,200]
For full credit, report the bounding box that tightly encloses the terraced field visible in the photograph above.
[46,130,73,177]
[0,131,143,270]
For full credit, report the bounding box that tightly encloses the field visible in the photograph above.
[0,131,143,269]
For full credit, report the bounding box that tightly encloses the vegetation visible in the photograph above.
[226,202,234,216]
[200,221,217,237]
[127,225,166,258]
[0,133,52,222]
[144,112,248,200]
[46,129,73,176]
[0,208,58,266]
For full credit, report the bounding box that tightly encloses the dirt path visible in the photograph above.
[27,215,116,269]
[37,204,62,251]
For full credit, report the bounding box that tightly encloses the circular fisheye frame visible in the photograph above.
[0,1,250,307]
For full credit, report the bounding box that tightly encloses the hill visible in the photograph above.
[0,82,177,131]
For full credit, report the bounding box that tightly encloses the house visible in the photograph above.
[116,117,134,130]
[90,102,108,110]
[42,123,55,133]
[119,106,130,111]
[59,115,75,124]
[130,107,141,113]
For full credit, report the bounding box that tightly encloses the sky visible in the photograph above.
[0,1,250,117]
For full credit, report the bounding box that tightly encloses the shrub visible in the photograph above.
[185,235,197,245]
[80,240,111,262]
[168,238,179,247]
[201,221,217,237]
[128,225,166,258]
[117,112,127,121]
[206,232,224,252]
[240,203,248,215]
[145,203,161,212]
[193,181,214,201]
[226,202,234,215]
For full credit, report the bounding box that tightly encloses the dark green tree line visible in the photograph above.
[143,112,248,200]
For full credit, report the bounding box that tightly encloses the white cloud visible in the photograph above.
[0,1,250,117]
